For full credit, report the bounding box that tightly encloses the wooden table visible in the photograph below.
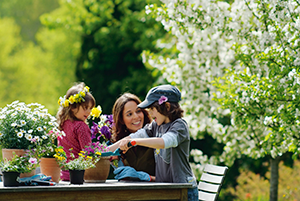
[0,180,192,201]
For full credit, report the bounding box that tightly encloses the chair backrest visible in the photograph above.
[198,164,228,201]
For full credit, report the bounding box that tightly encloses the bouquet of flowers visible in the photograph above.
[90,105,114,143]
[54,145,103,170]
[0,151,38,173]
[0,101,59,149]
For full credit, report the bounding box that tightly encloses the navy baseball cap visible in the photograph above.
[138,84,181,109]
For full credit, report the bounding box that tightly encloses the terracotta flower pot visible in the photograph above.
[69,170,85,185]
[84,157,110,183]
[2,171,20,187]
[39,157,61,183]
[2,149,35,178]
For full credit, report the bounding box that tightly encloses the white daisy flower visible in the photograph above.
[11,123,17,127]
[28,129,33,133]
[37,127,43,132]
[42,135,48,140]
[17,132,23,138]
[25,134,33,140]
[20,120,26,126]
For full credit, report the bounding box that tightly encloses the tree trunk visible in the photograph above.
[269,156,280,201]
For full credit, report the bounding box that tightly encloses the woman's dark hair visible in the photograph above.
[56,82,95,129]
[112,93,151,142]
[150,101,184,122]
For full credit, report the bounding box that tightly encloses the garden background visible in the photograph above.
[0,0,300,200]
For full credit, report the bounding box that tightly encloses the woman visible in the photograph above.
[110,93,155,176]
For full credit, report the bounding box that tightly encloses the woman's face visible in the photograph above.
[122,101,144,133]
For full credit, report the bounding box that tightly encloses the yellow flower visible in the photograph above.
[95,152,101,156]
[86,156,92,160]
[74,94,80,102]
[69,95,75,104]
[85,86,90,92]
[63,100,69,107]
[58,98,62,105]
[90,106,102,118]
[80,91,85,97]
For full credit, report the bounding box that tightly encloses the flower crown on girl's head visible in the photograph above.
[58,86,90,107]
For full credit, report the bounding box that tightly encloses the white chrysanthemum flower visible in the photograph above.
[17,132,23,138]
[28,129,33,133]
[42,135,48,140]
[37,127,43,132]
[20,129,26,134]
[11,123,17,127]
[0,132,3,137]
[34,136,40,142]
[25,134,33,140]
[20,120,26,126]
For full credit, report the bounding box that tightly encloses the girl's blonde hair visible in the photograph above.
[56,82,95,129]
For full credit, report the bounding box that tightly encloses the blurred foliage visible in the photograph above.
[40,0,166,113]
[224,160,300,201]
[0,0,59,42]
[0,0,80,115]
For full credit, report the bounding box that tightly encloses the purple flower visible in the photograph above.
[99,126,111,140]
[91,122,100,140]
[158,95,168,105]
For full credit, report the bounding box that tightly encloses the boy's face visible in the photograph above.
[148,107,170,126]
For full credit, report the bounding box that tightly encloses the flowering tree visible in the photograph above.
[144,0,300,200]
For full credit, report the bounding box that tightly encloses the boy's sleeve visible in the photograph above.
[168,119,189,145]
[129,128,149,139]
[162,132,178,148]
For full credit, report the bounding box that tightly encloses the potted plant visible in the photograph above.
[37,129,65,183]
[54,146,102,184]
[0,151,38,187]
[85,106,113,183]
[0,100,58,156]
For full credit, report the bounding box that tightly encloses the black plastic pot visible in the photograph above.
[2,171,20,187]
[69,170,85,185]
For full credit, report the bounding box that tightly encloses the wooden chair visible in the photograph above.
[198,164,228,201]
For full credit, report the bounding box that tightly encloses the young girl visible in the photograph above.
[118,84,198,201]
[56,82,95,181]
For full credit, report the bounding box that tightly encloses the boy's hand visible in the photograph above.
[119,138,131,153]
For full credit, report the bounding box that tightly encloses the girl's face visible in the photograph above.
[122,101,144,133]
[148,107,170,126]
[72,102,93,121]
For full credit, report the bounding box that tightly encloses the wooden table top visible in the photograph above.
[0,180,193,201]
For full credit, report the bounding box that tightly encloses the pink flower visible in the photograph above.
[158,95,168,105]
[29,158,38,164]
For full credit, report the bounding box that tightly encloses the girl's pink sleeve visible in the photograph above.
[76,122,92,149]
